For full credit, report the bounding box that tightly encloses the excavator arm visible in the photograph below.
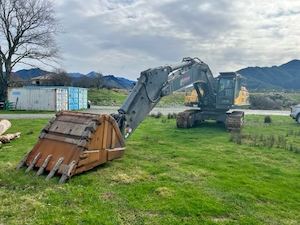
[115,57,217,137]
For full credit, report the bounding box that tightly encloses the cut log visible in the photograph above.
[0,132,21,143]
[0,120,11,135]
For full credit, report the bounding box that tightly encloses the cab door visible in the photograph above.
[216,75,236,109]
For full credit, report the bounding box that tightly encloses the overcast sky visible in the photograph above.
[46,0,300,79]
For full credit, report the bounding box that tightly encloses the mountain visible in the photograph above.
[14,68,135,90]
[13,59,300,90]
[237,60,300,90]
[68,72,84,78]
[15,68,48,80]
[86,71,98,77]
[103,75,135,89]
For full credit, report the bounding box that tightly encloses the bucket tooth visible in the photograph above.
[16,152,30,170]
[59,160,77,184]
[36,155,52,176]
[82,130,92,139]
[25,153,41,173]
[46,157,64,180]
[86,121,97,132]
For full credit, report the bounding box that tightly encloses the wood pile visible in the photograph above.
[0,119,21,146]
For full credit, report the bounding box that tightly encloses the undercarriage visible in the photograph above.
[176,109,244,131]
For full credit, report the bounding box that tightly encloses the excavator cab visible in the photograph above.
[216,72,249,109]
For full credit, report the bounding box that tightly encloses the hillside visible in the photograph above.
[237,59,300,90]
[13,68,135,90]
[102,75,135,90]
[15,68,48,80]
[88,88,186,107]
[88,88,128,106]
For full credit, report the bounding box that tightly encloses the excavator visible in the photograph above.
[17,57,249,183]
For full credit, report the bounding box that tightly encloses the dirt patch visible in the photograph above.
[101,192,115,201]
[211,216,230,223]
[155,187,173,198]
[111,170,152,184]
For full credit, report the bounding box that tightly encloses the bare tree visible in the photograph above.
[0,0,58,101]
[93,72,103,89]
[51,69,71,86]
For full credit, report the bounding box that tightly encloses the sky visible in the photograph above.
[39,0,300,79]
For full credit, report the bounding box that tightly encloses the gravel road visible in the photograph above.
[0,106,290,119]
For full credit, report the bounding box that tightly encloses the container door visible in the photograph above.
[56,89,68,111]
[68,87,79,110]
[78,88,88,109]
[30,88,56,110]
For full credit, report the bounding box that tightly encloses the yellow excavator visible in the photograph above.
[17,57,249,183]
[185,86,249,107]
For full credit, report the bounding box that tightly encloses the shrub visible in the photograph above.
[264,115,272,123]
[250,95,281,110]
[229,132,242,145]
[156,112,162,118]
[167,113,178,119]
[161,119,167,123]
[150,112,162,119]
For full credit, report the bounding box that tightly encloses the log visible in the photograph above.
[0,132,21,143]
[0,119,11,135]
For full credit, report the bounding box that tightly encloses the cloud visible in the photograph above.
[41,0,300,79]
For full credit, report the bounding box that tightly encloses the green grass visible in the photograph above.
[88,88,128,106]
[88,88,185,107]
[156,92,185,107]
[0,110,54,114]
[287,93,300,103]
[0,116,300,224]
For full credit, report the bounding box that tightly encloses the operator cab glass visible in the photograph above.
[216,73,237,108]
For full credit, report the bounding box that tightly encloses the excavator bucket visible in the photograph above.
[17,111,125,183]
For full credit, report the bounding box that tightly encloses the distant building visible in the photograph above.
[31,73,71,86]
[31,74,56,86]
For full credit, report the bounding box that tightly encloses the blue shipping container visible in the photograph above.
[68,87,79,110]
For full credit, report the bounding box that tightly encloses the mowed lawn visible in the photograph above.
[0,116,299,225]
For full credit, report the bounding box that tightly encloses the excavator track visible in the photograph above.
[176,110,244,131]
[176,110,200,128]
[225,111,244,132]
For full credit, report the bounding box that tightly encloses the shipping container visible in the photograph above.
[8,86,88,111]
[68,87,79,110]
[56,88,69,111]
[79,88,88,109]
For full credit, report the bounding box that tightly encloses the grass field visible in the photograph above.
[88,88,128,106]
[0,110,54,114]
[88,88,185,107]
[88,88,300,109]
[0,116,300,224]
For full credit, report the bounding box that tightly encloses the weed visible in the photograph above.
[167,113,177,119]
[229,132,242,145]
[150,112,162,118]
[264,115,272,123]
[26,130,34,135]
